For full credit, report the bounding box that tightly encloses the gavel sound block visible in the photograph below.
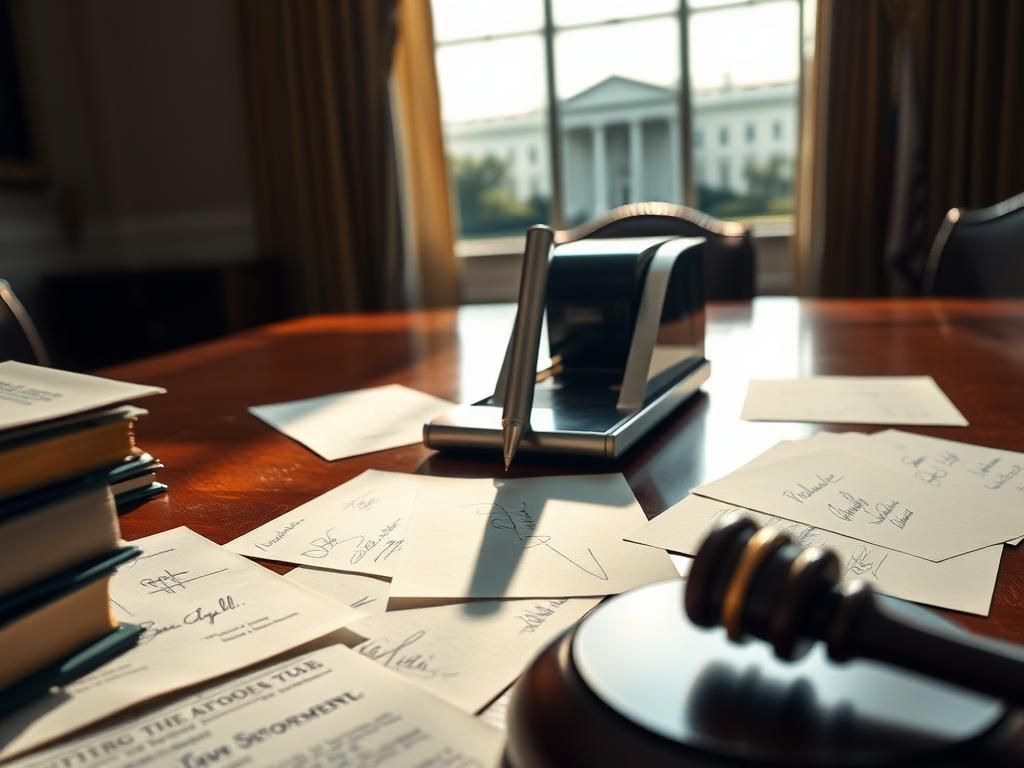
[505,516,1024,767]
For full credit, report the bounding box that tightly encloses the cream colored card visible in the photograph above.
[0,360,164,431]
[389,473,678,601]
[224,469,415,578]
[693,447,1022,560]
[6,645,502,768]
[286,565,393,616]
[806,431,1024,546]
[249,383,455,460]
[288,566,598,713]
[872,428,1024,496]
[625,494,1001,616]
[0,527,361,761]
[741,376,968,426]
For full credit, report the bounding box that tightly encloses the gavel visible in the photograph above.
[685,514,1024,706]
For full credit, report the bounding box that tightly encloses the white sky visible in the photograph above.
[433,0,801,123]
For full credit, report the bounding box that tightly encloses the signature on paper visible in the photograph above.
[301,522,403,564]
[466,501,609,581]
[358,630,458,679]
[843,546,888,580]
[139,567,229,595]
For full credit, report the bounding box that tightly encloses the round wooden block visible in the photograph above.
[506,580,1023,767]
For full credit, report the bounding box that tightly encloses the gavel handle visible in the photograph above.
[830,588,1024,706]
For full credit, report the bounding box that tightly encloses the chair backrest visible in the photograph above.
[556,202,756,301]
[923,192,1024,297]
[0,279,50,365]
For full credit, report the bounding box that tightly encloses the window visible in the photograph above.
[432,0,804,241]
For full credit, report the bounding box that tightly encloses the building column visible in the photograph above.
[669,117,681,203]
[593,124,607,214]
[630,120,644,202]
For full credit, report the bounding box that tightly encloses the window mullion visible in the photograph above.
[543,0,564,229]
[678,1,694,206]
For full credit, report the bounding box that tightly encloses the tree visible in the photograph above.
[450,155,549,237]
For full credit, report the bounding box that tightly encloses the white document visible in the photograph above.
[796,431,1024,546]
[287,565,393,616]
[6,645,502,768]
[0,361,164,431]
[225,469,416,578]
[871,428,1024,496]
[287,566,599,712]
[390,473,678,601]
[693,447,1024,560]
[0,527,361,761]
[249,383,456,460]
[741,376,968,426]
[625,494,1001,615]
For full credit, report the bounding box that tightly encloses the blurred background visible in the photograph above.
[1,0,1021,370]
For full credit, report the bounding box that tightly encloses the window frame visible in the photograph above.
[434,0,806,252]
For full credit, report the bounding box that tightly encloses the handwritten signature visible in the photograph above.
[843,546,888,580]
[140,568,229,595]
[183,595,243,626]
[468,502,609,581]
[136,595,242,644]
[358,630,457,679]
[515,599,569,634]
[301,522,403,564]
[782,473,844,504]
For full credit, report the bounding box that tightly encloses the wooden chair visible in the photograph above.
[556,202,756,300]
[0,279,50,365]
[923,192,1024,297]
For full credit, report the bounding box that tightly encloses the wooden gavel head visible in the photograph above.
[685,513,872,662]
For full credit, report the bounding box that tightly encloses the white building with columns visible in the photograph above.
[444,77,797,225]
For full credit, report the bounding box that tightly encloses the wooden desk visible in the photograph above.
[102,297,1024,646]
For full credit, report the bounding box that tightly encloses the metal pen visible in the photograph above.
[501,225,554,470]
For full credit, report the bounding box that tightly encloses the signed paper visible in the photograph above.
[0,360,164,431]
[225,470,416,578]
[250,383,456,461]
[625,494,1001,615]
[0,527,361,761]
[390,473,678,601]
[7,645,502,768]
[741,376,967,426]
[287,566,599,712]
[784,431,1024,546]
[694,448,1024,560]
[286,566,393,616]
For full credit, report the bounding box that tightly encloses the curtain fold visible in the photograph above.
[797,0,1024,297]
[392,0,460,308]
[238,0,404,314]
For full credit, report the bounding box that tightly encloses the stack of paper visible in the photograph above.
[224,469,677,713]
[626,430,1024,616]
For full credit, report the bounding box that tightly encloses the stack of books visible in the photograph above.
[0,361,165,710]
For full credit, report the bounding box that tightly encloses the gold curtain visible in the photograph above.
[392,0,460,307]
[796,0,1024,297]
[238,0,405,313]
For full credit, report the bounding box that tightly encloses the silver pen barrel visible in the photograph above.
[501,225,554,469]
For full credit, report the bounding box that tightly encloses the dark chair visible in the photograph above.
[923,192,1024,297]
[0,279,50,365]
[556,202,756,300]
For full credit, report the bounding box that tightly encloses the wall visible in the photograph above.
[0,0,255,342]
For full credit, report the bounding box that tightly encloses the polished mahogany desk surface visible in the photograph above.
[101,297,1024,645]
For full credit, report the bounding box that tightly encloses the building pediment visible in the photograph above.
[563,76,675,113]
